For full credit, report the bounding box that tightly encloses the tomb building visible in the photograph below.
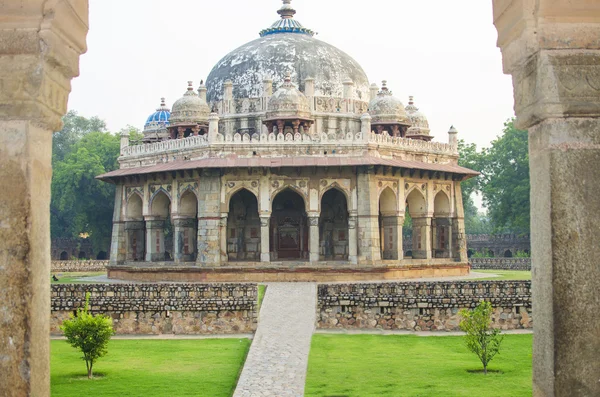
[98,0,478,282]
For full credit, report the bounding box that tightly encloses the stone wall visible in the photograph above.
[318,281,532,331]
[470,258,531,271]
[51,260,109,272]
[51,283,257,335]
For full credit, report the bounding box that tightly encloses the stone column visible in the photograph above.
[308,214,320,263]
[356,168,381,263]
[145,218,166,262]
[381,213,404,260]
[109,185,126,265]
[173,217,196,263]
[348,213,358,264]
[493,1,600,395]
[220,213,229,263]
[259,215,271,262]
[0,2,88,395]
[196,172,222,266]
[411,217,432,259]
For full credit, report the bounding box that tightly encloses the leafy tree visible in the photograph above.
[53,110,107,163]
[478,120,530,234]
[61,292,114,379]
[459,301,504,374]
[51,127,121,250]
[457,140,486,234]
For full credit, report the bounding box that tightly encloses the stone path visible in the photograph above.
[233,282,317,397]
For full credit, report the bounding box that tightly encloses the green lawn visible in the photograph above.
[51,272,106,284]
[258,285,266,310]
[306,334,532,397]
[474,270,531,281]
[52,339,250,397]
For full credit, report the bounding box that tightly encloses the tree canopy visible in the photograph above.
[458,118,530,235]
[51,112,128,252]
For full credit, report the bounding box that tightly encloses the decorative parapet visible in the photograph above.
[467,234,530,242]
[51,260,108,272]
[122,130,457,158]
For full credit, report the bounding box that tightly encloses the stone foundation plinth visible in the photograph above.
[107,260,469,283]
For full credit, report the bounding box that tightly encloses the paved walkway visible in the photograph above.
[233,283,317,397]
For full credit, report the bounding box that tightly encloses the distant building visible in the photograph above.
[98,0,477,281]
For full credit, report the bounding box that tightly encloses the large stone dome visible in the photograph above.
[206,1,370,103]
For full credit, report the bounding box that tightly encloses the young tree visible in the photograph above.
[459,301,504,374]
[61,292,115,379]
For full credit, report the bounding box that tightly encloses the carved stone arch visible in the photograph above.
[225,186,259,211]
[319,183,351,207]
[127,189,144,204]
[149,188,172,218]
[433,189,451,217]
[405,186,427,216]
[379,186,398,214]
[178,184,198,202]
[270,185,308,212]
[125,191,144,221]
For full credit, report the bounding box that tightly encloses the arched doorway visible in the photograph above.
[174,191,198,262]
[379,187,401,260]
[270,189,308,260]
[96,251,107,260]
[227,189,261,261]
[125,193,145,261]
[406,188,428,259]
[319,189,349,261]
[504,249,513,258]
[59,251,68,260]
[148,190,172,261]
[78,251,87,259]
[433,191,451,258]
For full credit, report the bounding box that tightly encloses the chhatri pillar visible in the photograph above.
[493,1,600,395]
[0,1,89,395]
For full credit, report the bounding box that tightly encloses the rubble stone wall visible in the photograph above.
[317,281,532,331]
[470,258,531,271]
[51,260,109,272]
[51,284,258,335]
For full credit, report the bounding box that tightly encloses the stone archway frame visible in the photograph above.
[269,183,309,212]
[432,189,452,218]
[318,179,353,212]
[404,183,428,218]
[223,181,260,212]
[125,190,144,221]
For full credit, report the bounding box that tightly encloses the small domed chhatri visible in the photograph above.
[143,98,171,141]
[405,96,432,141]
[168,81,211,139]
[368,81,411,137]
[264,73,314,135]
[99,0,478,283]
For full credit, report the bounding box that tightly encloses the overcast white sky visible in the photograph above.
[68,0,515,149]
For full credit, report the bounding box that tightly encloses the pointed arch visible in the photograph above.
[379,187,397,214]
[227,188,261,261]
[226,186,259,210]
[433,190,451,217]
[319,184,351,209]
[179,190,198,218]
[270,185,307,212]
[150,190,171,218]
[319,188,349,260]
[126,191,143,221]
[405,188,426,217]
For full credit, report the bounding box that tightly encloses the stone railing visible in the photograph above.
[469,258,531,271]
[121,130,457,158]
[318,281,532,331]
[51,283,258,335]
[467,234,530,242]
[51,260,109,272]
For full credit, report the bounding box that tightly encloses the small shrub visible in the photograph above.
[514,250,530,258]
[459,301,504,374]
[60,292,114,378]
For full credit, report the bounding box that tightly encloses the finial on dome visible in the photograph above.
[278,0,296,19]
[284,72,292,83]
[187,81,194,91]
[160,97,166,107]
[448,125,458,134]
[408,96,414,105]
[378,80,392,96]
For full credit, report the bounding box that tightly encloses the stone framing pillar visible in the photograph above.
[196,172,222,266]
[109,185,126,265]
[0,2,88,395]
[380,213,404,260]
[493,1,600,394]
[145,218,166,262]
[259,214,271,262]
[308,213,320,263]
[348,213,358,264]
[172,217,197,263]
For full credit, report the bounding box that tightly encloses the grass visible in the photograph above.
[474,270,531,281]
[51,272,106,283]
[52,339,250,396]
[257,285,266,310]
[306,334,532,397]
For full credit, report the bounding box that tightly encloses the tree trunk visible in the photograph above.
[483,363,487,375]
[87,361,93,379]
